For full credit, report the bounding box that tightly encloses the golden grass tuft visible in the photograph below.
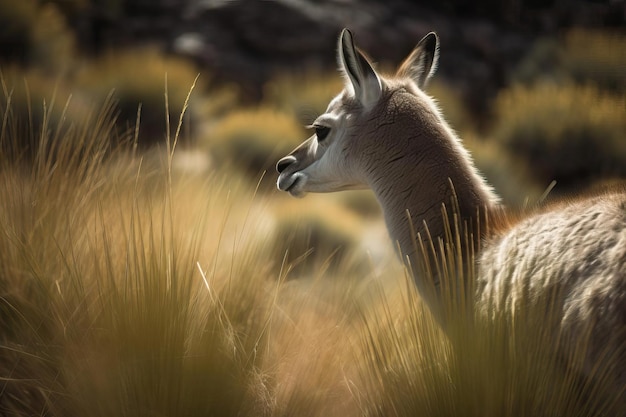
[0,66,89,160]
[0,85,280,416]
[367,285,622,415]
[263,280,363,417]
[352,207,624,417]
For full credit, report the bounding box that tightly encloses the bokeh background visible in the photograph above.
[2,0,625,198]
[0,1,625,416]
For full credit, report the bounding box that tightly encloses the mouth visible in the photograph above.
[285,176,300,193]
[277,173,306,197]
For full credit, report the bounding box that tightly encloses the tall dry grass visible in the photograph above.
[0,80,284,416]
[0,74,622,417]
[352,204,624,417]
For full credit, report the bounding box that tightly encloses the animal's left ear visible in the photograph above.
[338,29,382,109]
[397,32,440,89]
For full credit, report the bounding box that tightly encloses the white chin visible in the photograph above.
[277,172,307,197]
[289,188,307,198]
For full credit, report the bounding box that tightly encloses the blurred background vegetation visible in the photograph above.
[0,0,624,415]
[1,0,623,198]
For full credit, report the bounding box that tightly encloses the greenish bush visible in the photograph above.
[465,135,543,206]
[0,0,77,72]
[491,83,626,192]
[429,79,476,134]
[263,72,344,124]
[0,67,92,161]
[76,48,201,147]
[514,29,626,91]
[271,198,366,278]
[30,3,77,73]
[201,106,305,189]
[561,29,626,91]
[47,0,90,17]
[0,0,38,64]
[332,190,382,219]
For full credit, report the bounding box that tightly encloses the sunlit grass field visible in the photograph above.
[0,25,624,416]
[0,91,623,417]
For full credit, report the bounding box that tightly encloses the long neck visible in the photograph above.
[364,95,499,314]
[371,137,497,264]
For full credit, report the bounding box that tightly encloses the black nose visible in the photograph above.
[276,156,296,173]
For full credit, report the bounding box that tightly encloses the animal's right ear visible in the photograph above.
[338,29,382,109]
[397,32,440,89]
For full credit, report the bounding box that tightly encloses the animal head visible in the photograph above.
[276,28,440,197]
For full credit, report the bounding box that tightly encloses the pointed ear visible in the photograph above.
[338,29,382,108]
[397,32,440,89]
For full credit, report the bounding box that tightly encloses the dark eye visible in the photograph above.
[315,125,331,141]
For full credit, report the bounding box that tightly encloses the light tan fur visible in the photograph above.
[277,29,625,395]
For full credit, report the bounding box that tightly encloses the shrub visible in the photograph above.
[428,79,476,134]
[561,29,626,91]
[47,0,90,17]
[514,29,626,92]
[201,106,306,189]
[0,0,38,64]
[263,72,344,124]
[30,2,77,73]
[332,190,382,219]
[0,66,94,161]
[0,0,77,72]
[270,197,366,278]
[75,48,201,147]
[465,135,543,206]
[491,83,626,193]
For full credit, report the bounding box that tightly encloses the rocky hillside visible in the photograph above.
[76,0,622,108]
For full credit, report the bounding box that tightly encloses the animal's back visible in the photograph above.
[478,189,626,384]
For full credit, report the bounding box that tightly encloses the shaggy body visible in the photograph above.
[480,192,626,382]
[277,29,625,393]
